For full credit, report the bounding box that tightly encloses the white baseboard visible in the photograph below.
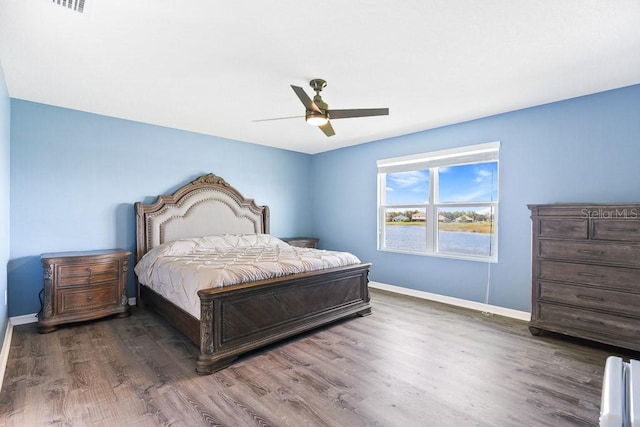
[10,313,38,326]
[369,281,530,322]
[0,319,13,391]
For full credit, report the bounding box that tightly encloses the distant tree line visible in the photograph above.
[386,210,492,222]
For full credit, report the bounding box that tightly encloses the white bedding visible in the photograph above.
[134,234,362,319]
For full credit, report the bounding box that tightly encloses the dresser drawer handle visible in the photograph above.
[577,250,604,256]
[577,272,603,278]
[86,267,93,282]
[551,227,575,232]
[576,294,604,302]
[608,227,637,232]
[86,295,93,301]
[577,317,604,326]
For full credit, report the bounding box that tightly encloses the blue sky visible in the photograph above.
[385,161,498,205]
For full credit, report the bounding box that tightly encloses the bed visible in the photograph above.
[134,173,372,374]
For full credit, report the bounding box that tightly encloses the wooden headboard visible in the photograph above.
[135,173,270,262]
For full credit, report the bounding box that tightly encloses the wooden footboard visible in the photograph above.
[196,263,371,374]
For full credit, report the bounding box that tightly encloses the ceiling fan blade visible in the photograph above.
[319,121,335,137]
[291,85,321,113]
[252,115,304,122]
[328,108,389,119]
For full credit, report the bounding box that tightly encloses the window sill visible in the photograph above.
[378,247,498,263]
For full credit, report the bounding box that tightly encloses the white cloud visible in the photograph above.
[387,171,428,188]
[474,168,493,183]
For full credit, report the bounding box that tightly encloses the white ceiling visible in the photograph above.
[0,1,639,154]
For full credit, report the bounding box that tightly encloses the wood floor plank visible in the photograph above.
[2,289,639,426]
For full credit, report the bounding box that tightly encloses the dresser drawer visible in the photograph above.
[539,260,640,292]
[56,283,119,315]
[539,240,640,266]
[56,260,119,287]
[537,303,640,340]
[537,218,588,239]
[592,219,640,242]
[538,280,640,316]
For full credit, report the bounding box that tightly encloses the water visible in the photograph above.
[384,225,493,257]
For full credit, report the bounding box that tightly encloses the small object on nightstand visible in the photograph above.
[38,249,131,333]
[281,237,319,248]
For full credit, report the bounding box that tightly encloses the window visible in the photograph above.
[377,142,499,262]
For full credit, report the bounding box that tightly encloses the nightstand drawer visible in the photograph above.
[282,237,319,248]
[57,283,118,315]
[57,260,119,287]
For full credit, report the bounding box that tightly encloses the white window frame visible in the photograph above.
[377,141,500,262]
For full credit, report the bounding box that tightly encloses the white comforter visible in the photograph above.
[134,234,361,319]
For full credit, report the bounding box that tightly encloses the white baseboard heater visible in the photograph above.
[600,356,639,427]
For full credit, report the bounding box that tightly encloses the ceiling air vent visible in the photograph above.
[52,0,85,13]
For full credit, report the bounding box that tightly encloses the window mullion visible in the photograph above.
[426,168,437,253]
[377,173,386,250]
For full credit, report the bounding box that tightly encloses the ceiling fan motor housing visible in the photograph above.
[309,79,327,92]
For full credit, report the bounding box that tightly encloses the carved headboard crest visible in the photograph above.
[191,173,229,187]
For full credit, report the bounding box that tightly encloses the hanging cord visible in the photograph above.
[38,288,44,317]
[484,262,491,304]
[482,260,493,317]
[482,168,496,317]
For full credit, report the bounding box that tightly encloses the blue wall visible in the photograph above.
[0,62,10,343]
[9,101,313,316]
[312,85,640,312]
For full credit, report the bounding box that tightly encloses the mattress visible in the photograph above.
[134,234,362,319]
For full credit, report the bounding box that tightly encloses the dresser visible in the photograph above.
[529,204,640,351]
[38,249,131,333]
[281,237,319,248]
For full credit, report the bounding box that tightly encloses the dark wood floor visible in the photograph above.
[1,289,637,427]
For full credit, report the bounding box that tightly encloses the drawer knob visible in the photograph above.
[86,295,93,301]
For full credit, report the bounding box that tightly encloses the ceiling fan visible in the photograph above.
[256,79,389,137]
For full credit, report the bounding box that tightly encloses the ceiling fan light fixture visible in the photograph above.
[305,111,329,126]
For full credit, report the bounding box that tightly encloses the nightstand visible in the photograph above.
[281,237,319,248]
[38,249,131,333]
